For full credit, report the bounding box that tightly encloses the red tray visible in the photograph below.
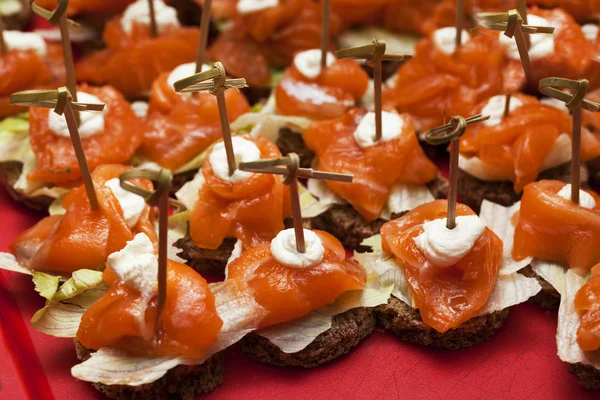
[1,187,599,400]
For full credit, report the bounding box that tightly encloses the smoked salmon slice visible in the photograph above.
[381,200,503,333]
[383,29,509,132]
[304,108,439,222]
[77,257,222,357]
[0,43,66,118]
[275,58,369,120]
[513,180,600,273]
[460,95,572,192]
[226,230,365,328]
[529,0,600,23]
[142,72,250,171]
[27,84,144,186]
[574,263,600,352]
[35,0,135,15]
[209,0,342,87]
[10,164,157,274]
[330,0,392,27]
[189,135,291,250]
[76,18,200,98]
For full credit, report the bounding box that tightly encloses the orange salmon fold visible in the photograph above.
[513,180,600,272]
[304,108,438,222]
[381,200,503,333]
[27,84,144,186]
[575,263,600,352]
[10,165,157,274]
[77,259,223,358]
[76,18,200,98]
[190,135,292,250]
[275,58,369,120]
[142,71,250,171]
[226,230,365,329]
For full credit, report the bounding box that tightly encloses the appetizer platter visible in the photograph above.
[2,0,600,399]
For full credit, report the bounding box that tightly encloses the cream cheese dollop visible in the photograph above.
[167,62,211,92]
[107,233,158,298]
[353,111,404,149]
[582,24,599,42]
[540,97,570,113]
[121,0,180,35]
[557,184,596,209]
[131,101,149,119]
[237,0,278,14]
[432,27,470,55]
[48,91,107,138]
[481,95,524,127]
[104,178,146,228]
[414,215,485,268]
[3,30,47,57]
[271,228,325,268]
[499,15,554,60]
[209,136,261,183]
[293,49,335,80]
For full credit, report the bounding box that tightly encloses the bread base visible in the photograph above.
[175,234,237,278]
[375,296,509,350]
[569,363,600,391]
[1,162,54,212]
[312,177,448,249]
[239,307,376,368]
[458,162,587,214]
[275,127,315,168]
[519,265,560,311]
[73,339,225,400]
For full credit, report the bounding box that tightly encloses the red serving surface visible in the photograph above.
[1,181,599,400]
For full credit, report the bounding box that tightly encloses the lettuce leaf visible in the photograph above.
[167,210,190,263]
[480,200,532,275]
[0,252,33,275]
[175,171,204,211]
[0,0,24,15]
[30,270,106,337]
[530,259,567,295]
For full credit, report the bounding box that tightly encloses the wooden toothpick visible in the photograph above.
[173,62,247,176]
[336,40,411,142]
[424,114,490,229]
[516,0,530,48]
[0,17,6,57]
[31,0,79,122]
[239,153,353,253]
[539,78,600,205]
[455,0,465,51]
[119,168,172,318]
[503,93,512,118]
[320,0,330,70]
[10,87,105,210]
[195,0,211,72]
[476,9,554,87]
[148,0,158,37]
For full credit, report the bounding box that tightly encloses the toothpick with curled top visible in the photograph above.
[424,114,490,229]
[476,9,554,87]
[173,62,247,176]
[0,13,6,56]
[10,87,105,210]
[336,39,412,143]
[239,153,353,253]
[119,168,172,322]
[539,78,600,205]
[30,0,79,115]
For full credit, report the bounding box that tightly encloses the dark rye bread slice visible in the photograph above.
[175,218,306,278]
[171,168,199,196]
[275,127,315,168]
[458,161,585,214]
[176,235,238,278]
[239,307,375,368]
[519,265,560,311]
[586,155,600,187]
[569,363,600,391]
[73,339,225,400]
[375,296,510,350]
[1,161,54,212]
[313,176,449,249]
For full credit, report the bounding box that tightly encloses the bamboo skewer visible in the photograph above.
[148,0,158,37]
[320,0,330,70]
[0,17,7,56]
[336,41,411,142]
[424,114,490,229]
[173,62,247,176]
[196,0,211,72]
[539,78,600,205]
[10,87,105,209]
[239,154,353,253]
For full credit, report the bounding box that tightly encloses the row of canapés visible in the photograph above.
[0,0,600,398]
